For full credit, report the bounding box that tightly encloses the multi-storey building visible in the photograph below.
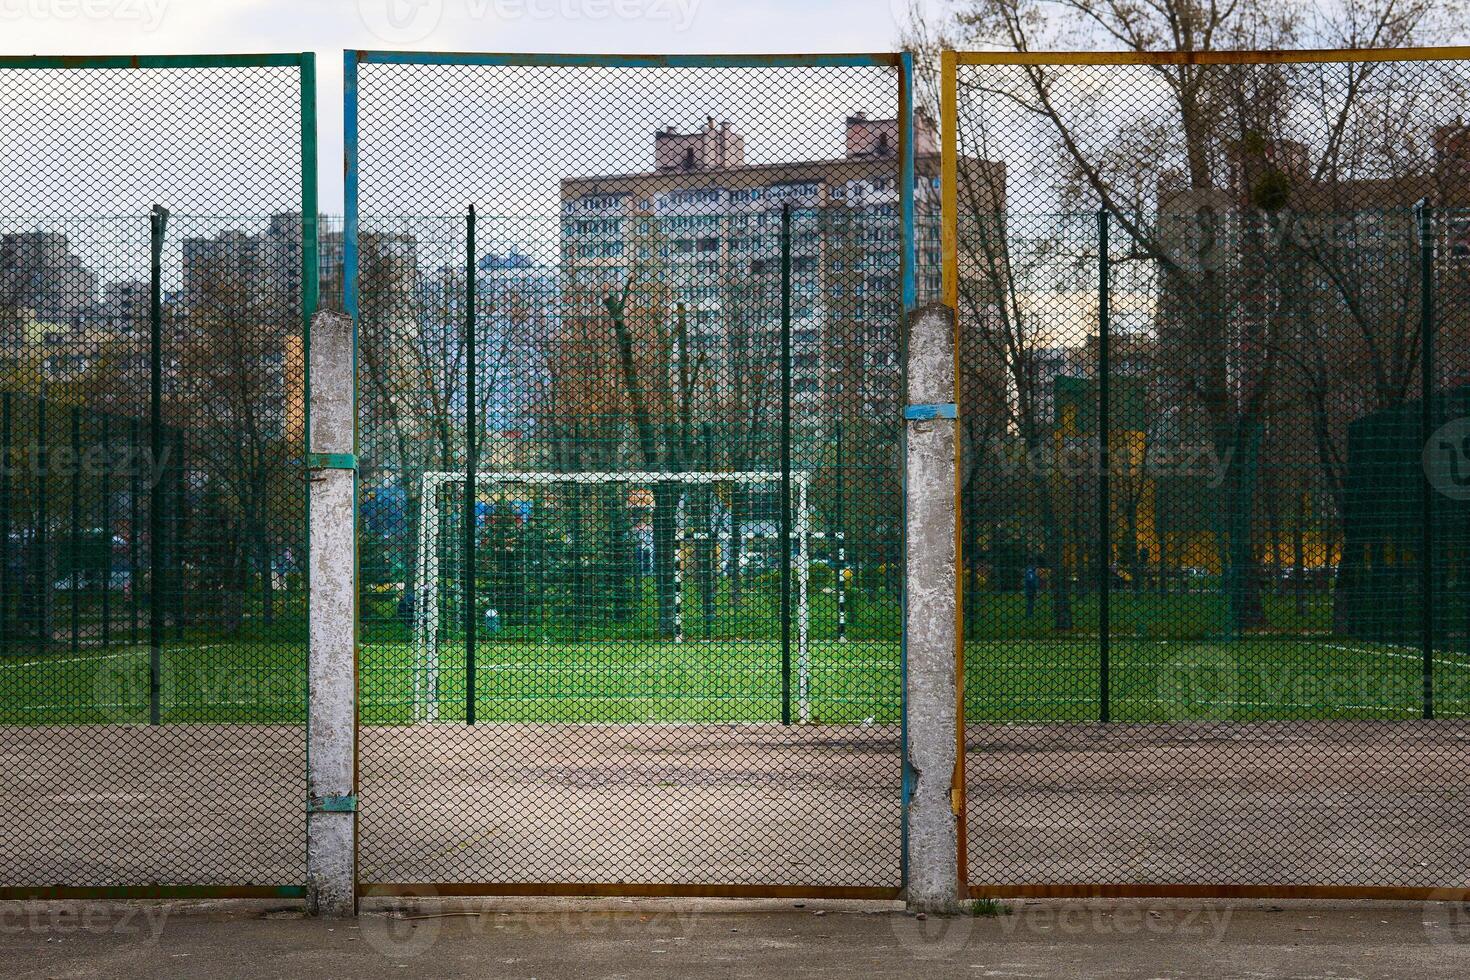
[0,232,98,324]
[557,113,951,438]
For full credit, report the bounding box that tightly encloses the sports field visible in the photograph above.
[3,631,1468,889]
[2,633,1468,724]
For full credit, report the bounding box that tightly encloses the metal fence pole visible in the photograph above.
[1097,211,1111,723]
[1417,198,1435,720]
[36,396,48,655]
[464,204,477,726]
[1,393,9,657]
[835,418,846,643]
[101,413,111,648]
[70,406,80,655]
[902,303,961,913]
[174,428,186,642]
[149,204,168,726]
[306,309,358,917]
[129,418,139,648]
[780,201,793,726]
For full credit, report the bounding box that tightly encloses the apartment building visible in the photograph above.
[557,112,949,431]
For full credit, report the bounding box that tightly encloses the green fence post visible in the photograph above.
[780,201,793,726]
[101,413,111,649]
[36,395,48,654]
[1098,210,1111,723]
[129,417,140,648]
[1417,198,1435,720]
[70,406,80,655]
[1,393,9,657]
[835,418,846,642]
[149,204,168,726]
[464,203,477,725]
[174,428,185,643]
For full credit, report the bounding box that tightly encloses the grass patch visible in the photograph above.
[970,897,1012,917]
[1,632,1466,725]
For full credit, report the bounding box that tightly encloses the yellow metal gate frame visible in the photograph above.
[940,45,1470,903]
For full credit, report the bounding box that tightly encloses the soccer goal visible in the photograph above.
[413,470,815,723]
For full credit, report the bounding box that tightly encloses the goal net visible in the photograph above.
[413,470,815,722]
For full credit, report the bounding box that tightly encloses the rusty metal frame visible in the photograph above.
[363,883,900,900]
[969,884,1470,902]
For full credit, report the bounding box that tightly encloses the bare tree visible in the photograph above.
[903,0,1459,634]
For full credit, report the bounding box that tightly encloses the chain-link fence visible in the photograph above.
[0,55,317,895]
[944,49,1470,896]
[347,52,921,893]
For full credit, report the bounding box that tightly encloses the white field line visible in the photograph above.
[0,649,145,669]
[361,694,893,706]
[0,643,251,670]
[1320,642,1470,671]
[4,698,304,712]
[969,694,1421,713]
[365,662,900,674]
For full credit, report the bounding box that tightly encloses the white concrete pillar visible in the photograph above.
[306,309,357,917]
[902,303,962,914]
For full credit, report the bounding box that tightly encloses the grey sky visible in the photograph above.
[0,0,916,212]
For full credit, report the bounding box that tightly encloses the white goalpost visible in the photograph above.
[413,469,815,723]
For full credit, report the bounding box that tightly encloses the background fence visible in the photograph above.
[0,55,317,896]
[347,51,916,893]
[943,49,1470,896]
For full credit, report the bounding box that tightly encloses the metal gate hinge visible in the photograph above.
[904,403,957,421]
[307,452,357,471]
[308,794,357,813]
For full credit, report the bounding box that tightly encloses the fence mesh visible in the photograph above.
[951,53,1470,891]
[350,55,919,888]
[0,59,313,889]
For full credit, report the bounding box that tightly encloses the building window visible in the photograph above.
[1451,214,1470,260]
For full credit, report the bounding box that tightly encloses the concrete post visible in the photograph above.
[306,310,357,917]
[902,303,961,914]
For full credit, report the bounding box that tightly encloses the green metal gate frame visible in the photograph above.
[0,52,319,902]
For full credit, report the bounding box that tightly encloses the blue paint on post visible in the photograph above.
[904,403,957,421]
